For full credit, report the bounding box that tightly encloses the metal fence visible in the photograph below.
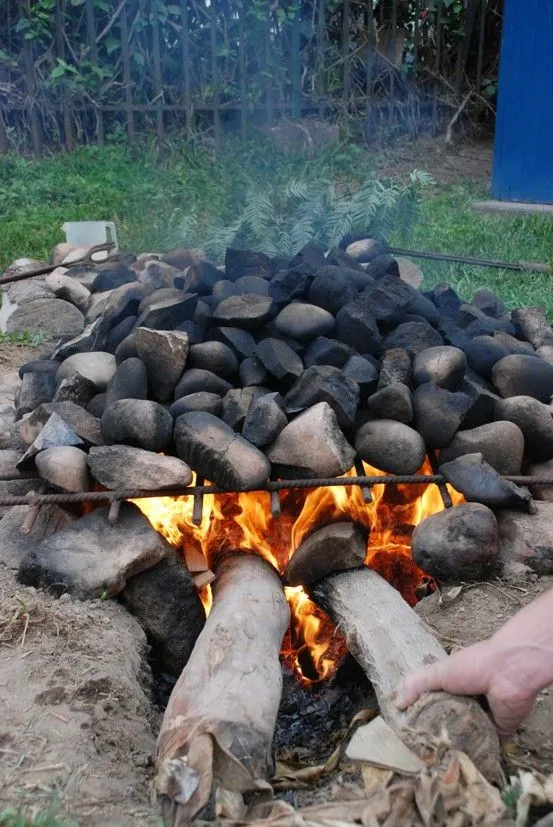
[0,0,502,153]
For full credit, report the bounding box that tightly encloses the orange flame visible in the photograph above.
[133,460,463,684]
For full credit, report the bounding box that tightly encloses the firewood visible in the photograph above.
[155,553,290,825]
[313,567,502,785]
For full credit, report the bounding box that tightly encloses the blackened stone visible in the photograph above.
[139,261,181,291]
[411,503,499,583]
[174,411,270,489]
[169,392,222,419]
[492,354,553,401]
[285,365,359,429]
[115,332,139,364]
[19,360,58,379]
[494,396,553,460]
[260,321,304,352]
[101,399,173,452]
[413,382,471,448]
[91,263,136,293]
[53,373,96,407]
[239,356,268,386]
[304,337,351,368]
[51,318,104,360]
[136,293,198,330]
[194,299,212,327]
[463,335,511,380]
[16,370,56,419]
[225,247,272,281]
[269,267,312,306]
[212,294,273,330]
[378,348,411,388]
[334,298,381,354]
[430,284,463,319]
[472,288,506,319]
[290,241,326,273]
[235,275,271,295]
[457,378,499,430]
[134,327,189,402]
[87,393,106,418]
[365,254,399,280]
[441,453,532,511]
[56,351,116,391]
[221,387,259,430]
[383,320,443,356]
[173,369,233,400]
[497,503,553,575]
[457,304,515,336]
[308,266,359,314]
[255,338,304,384]
[512,307,553,349]
[274,302,335,341]
[490,331,534,356]
[179,261,221,294]
[343,237,386,262]
[18,502,170,599]
[355,419,426,474]
[439,420,525,475]
[242,392,287,448]
[413,346,467,390]
[405,290,441,326]
[361,274,412,324]
[106,315,137,354]
[266,402,355,478]
[138,288,184,316]
[285,521,368,587]
[188,341,238,380]
[120,553,206,677]
[342,355,379,395]
[173,320,205,344]
[104,281,151,328]
[208,327,257,359]
[161,248,199,270]
[212,279,237,306]
[88,444,192,490]
[104,357,148,407]
[366,383,413,423]
[325,247,366,272]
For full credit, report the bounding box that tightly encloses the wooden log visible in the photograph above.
[155,553,289,825]
[312,567,502,785]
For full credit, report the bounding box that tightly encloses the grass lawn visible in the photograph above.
[1,140,552,314]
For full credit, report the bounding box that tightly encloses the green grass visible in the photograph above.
[1,140,553,315]
[0,805,78,827]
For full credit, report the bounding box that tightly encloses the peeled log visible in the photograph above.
[313,567,502,785]
[155,554,290,825]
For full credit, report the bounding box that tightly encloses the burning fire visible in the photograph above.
[133,459,463,684]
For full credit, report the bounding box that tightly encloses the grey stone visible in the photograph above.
[440,453,532,511]
[512,307,553,349]
[16,370,56,419]
[266,402,355,479]
[355,419,426,474]
[494,396,553,460]
[239,356,268,386]
[285,521,368,586]
[86,393,106,418]
[51,318,104,360]
[173,369,233,401]
[413,383,470,449]
[45,271,90,313]
[0,405,15,449]
[1,297,84,337]
[53,373,96,407]
[492,354,553,401]
[43,401,102,446]
[274,302,335,341]
[104,358,148,407]
[378,348,411,388]
[221,387,260,430]
[255,338,304,384]
[224,247,272,280]
[87,445,192,490]
[120,553,206,677]
[342,355,379,395]
[269,267,312,306]
[138,287,184,317]
[0,449,27,478]
[169,392,222,418]
[188,341,238,380]
[411,503,500,583]
[18,413,84,468]
[413,346,467,390]
[493,331,535,356]
[115,332,139,364]
[101,399,173,452]
[136,293,198,330]
[56,351,116,391]
[285,365,359,429]
[383,320,443,356]
[345,237,386,262]
[497,503,553,574]
[334,298,381,354]
[174,411,271,490]
[365,253,399,279]
[212,294,274,330]
[308,266,359,314]
[208,327,257,358]
[458,303,515,336]
[91,263,137,293]
[439,421,525,476]
[35,446,90,492]
[462,335,511,380]
[242,393,287,448]
[472,288,506,319]
[0,504,76,570]
[104,281,152,328]
[526,459,553,502]
[107,315,137,353]
[457,377,500,430]
[18,502,170,599]
[304,337,351,369]
[138,260,181,291]
[85,290,113,324]
[366,383,413,423]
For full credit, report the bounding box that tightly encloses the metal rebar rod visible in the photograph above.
[387,246,551,273]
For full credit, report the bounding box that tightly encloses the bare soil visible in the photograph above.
[375,136,493,185]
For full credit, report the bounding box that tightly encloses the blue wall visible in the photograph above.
[492,0,553,203]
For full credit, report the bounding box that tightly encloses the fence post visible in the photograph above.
[151,0,165,144]
[291,2,301,119]
[19,0,41,154]
[265,0,273,125]
[210,0,221,152]
[475,0,487,92]
[55,0,73,151]
[85,0,104,145]
[180,0,192,139]
[316,0,325,117]
[239,1,247,140]
[433,0,443,133]
[119,0,135,143]
[0,113,8,153]
[341,0,350,106]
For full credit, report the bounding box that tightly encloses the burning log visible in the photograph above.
[155,553,290,825]
[312,567,502,785]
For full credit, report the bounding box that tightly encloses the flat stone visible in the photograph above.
[366,383,413,423]
[188,341,238,380]
[342,355,379,395]
[221,387,260,430]
[413,383,471,448]
[85,290,113,324]
[239,356,268,386]
[308,266,359,314]
[120,553,206,677]
[274,302,334,341]
[138,260,181,291]
[0,504,76,570]
[266,401,355,479]
[285,365,359,429]
[225,247,272,280]
[104,358,148,407]
[91,263,137,293]
[396,257,423,289]
[334,298,381,354]
[285,521,368,586]
[412,503,500,583]
[212,294,273,330]
[512,307,553,349]
[378,348,411,388]
[136,293,198,330]
[46,401,102,446]
[208,327,257,359]
[438,421,525,475]
[526,459,553,502]
[383,320,443,356]
[440,453,532,511]
[134,327,189,402]
[45,272,90,313]
[304,337,351,368]
[494,396,553,460]
[492,354,553,401]
[242,393,287,448]
[18,413,84,468]
[457,378,500,429]
[173,369,233,401]
[179,261,221,294]
[138,287,184,317]
[458,304,515,336]
[53,373,96,407]
[269,267,312,306]
[497,503,553,574]
[413,346,467,390]
[51,318,104,360]
[101,399,173,452]
[56,351,116,391]
[173,411,271,490]
[16,370,56,419]
[169,392,223,418]
[255,338,304,384]
[355,419,426,474]
[18,502,171,599]
[1,298,84,337]
[35,446,90,492]
[88,445,192,490]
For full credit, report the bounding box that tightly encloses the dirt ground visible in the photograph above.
[374,135,493,185]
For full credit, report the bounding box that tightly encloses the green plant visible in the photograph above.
[0,332,47,347]
[0,804,78,827]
